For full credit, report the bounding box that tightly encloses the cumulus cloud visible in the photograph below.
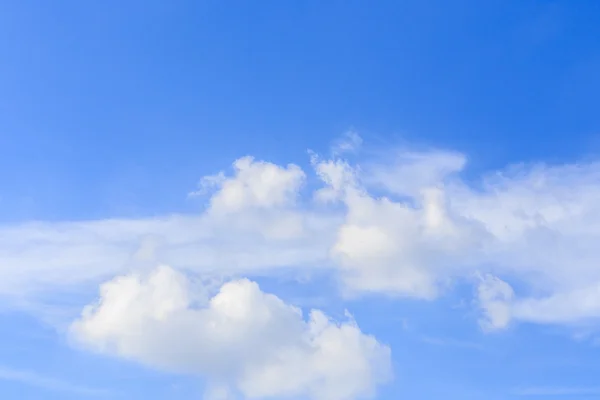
[194,156,306,214]
[314,152,485,299]
[70,266,392,400]
[322,148,600,327]
[0,156,336,301]
[4,134,600,331]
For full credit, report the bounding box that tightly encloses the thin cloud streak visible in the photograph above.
[0,365,111,397]
[513,386,600,396]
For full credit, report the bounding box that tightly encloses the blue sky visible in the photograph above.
[2,1,600,399]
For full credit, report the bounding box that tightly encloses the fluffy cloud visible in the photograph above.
[4,135,600,331]
[70,266,392,400]
[313,153,484,299]
[0,157,336,302]
[317,149,600,327]
[14,133,600,400]
[194,156,306,214]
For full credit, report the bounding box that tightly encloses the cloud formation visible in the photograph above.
[3,135,600,333]
[70,266,392,400]
[192,156,306,214]
[0,365,109,397]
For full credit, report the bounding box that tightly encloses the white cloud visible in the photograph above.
[476,274,514,331]
[512,385,600,396]
[325,147,600,327]
[363,149,466,196]
[0,365,109,397]
[14,133,600,399]
[458,162,600,329]
[0,215,332,302]
[194,156,306,214]
[477,275,600,329]
[315,152,484,299]
[513,284,600,325]
[4,134,600,332]
[70,266,392,400]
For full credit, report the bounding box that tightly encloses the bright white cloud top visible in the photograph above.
[70,265,392,400]
[3,135,600,397]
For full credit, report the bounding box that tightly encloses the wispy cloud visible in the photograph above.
[513,386,600,396]
[331,130,363,155]
[0,365,110,397]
